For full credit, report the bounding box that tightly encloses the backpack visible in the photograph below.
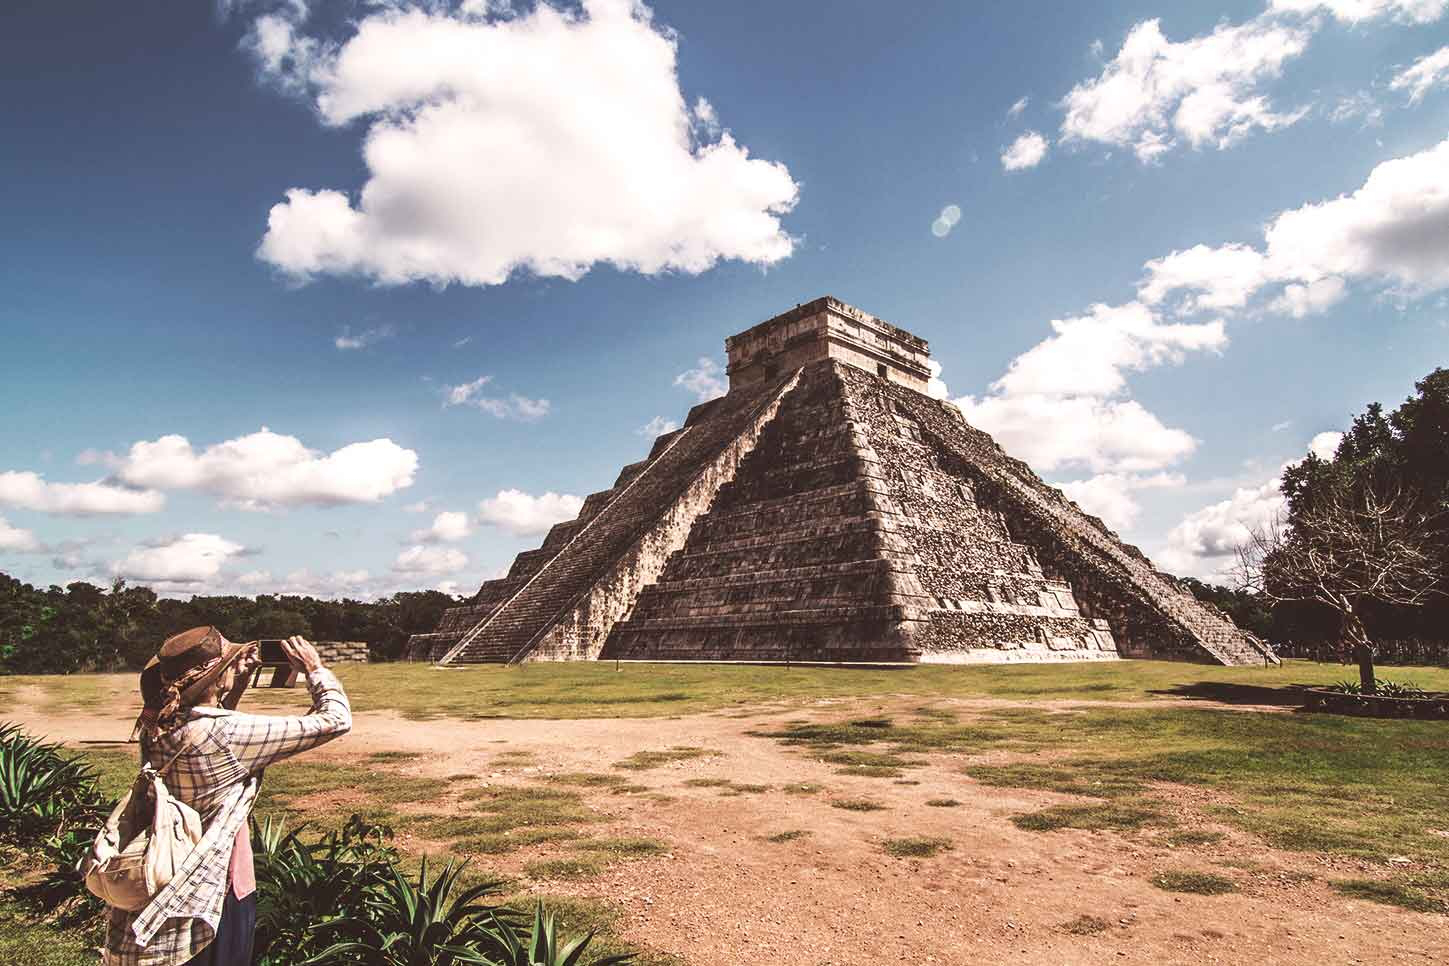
[81,738,204,911]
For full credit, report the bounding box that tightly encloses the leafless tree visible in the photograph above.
[1235,485,1444,692]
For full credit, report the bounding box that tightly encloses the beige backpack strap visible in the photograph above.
[142,729,196,783]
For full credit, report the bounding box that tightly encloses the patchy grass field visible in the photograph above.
[6,658,1449,965]
[10,658,1449,721]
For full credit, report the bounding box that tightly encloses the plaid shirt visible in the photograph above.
[103,668,351,965]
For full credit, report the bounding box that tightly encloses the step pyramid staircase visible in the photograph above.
[406,297,1274,667]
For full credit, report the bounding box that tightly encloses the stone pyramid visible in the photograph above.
[406,297,1273,667]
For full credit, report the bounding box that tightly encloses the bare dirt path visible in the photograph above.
[7,688,1438,966]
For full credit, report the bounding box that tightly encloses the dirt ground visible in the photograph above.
[10,688,1443,966]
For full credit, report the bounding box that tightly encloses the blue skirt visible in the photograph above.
[182,888,255,966]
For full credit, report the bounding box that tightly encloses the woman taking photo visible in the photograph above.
[104,628,351,966]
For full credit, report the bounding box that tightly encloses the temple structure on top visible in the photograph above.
[406,297,1272,668]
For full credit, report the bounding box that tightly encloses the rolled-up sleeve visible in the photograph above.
[221,668,352,775]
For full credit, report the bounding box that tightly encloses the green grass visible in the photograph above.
[1151,870,1237,895]
[524,856,607,880]
[1333,878,1446,913]
[367,750,424,762]
[769,700,1449,888]
[21,659,1449,723]
[543,771,632,788]
[1012,801,1169,832]
[1164,830,1226,847]
[575,836,670,857]
[612,746,717,770]
[882,836,953,858]
[0,902,97,966]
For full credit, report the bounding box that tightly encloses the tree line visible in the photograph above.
[0,573,457,674]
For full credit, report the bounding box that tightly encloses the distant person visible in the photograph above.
[104,629,351,966]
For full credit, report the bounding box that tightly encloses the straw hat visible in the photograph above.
[148,626,250,708]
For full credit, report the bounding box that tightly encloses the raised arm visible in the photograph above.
[222,636,352,775]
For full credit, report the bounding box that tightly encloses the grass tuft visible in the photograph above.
[1333,879,1444,913]
[1060,914,1112,935]
[543,772,630,788]
[1151,870,1237,895]
[831,798,886,813]
[763,830,810,844]
[612,746,717,771]
[925,798,962,808]
[882,836,953,858]
[524,856,606,881]
[575,836,670,858]
[1012,802,1167,833]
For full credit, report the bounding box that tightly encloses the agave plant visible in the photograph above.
[479,902,635,966]
[252,814,400,965]
[302,856,508,966]
[0,722,109,917]
[0,722,106,848]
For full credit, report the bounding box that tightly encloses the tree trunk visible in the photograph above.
[1354,641,1376,694]
[1340,607,1375,694]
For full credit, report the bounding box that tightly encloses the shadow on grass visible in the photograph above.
[1149,682,1315,707]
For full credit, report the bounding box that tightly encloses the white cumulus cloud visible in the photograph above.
[393,544,468,575]
[674,358,727,402]
[251,0,799,287]
[412,510,473,543]
[0,471,164,516]
[1059,472,1185,531]
[112,533,247,585]
[1001,131,1049,171]
[477,488,583,537]
[115,428,418,510]
[1269,0,1448,23]
[0,515,40,553]
[1158,430,1344,577]
[1140,137,1449,315]
[951,301,1224,525]
[1060,17,1311,163]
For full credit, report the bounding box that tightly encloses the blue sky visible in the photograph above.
[2,0,1447,598]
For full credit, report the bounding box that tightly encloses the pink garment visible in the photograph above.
[228,823,255,899]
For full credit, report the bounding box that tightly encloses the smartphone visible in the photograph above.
[256,640,288,665]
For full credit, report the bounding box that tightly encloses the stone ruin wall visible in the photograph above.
[314,640,369,664]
